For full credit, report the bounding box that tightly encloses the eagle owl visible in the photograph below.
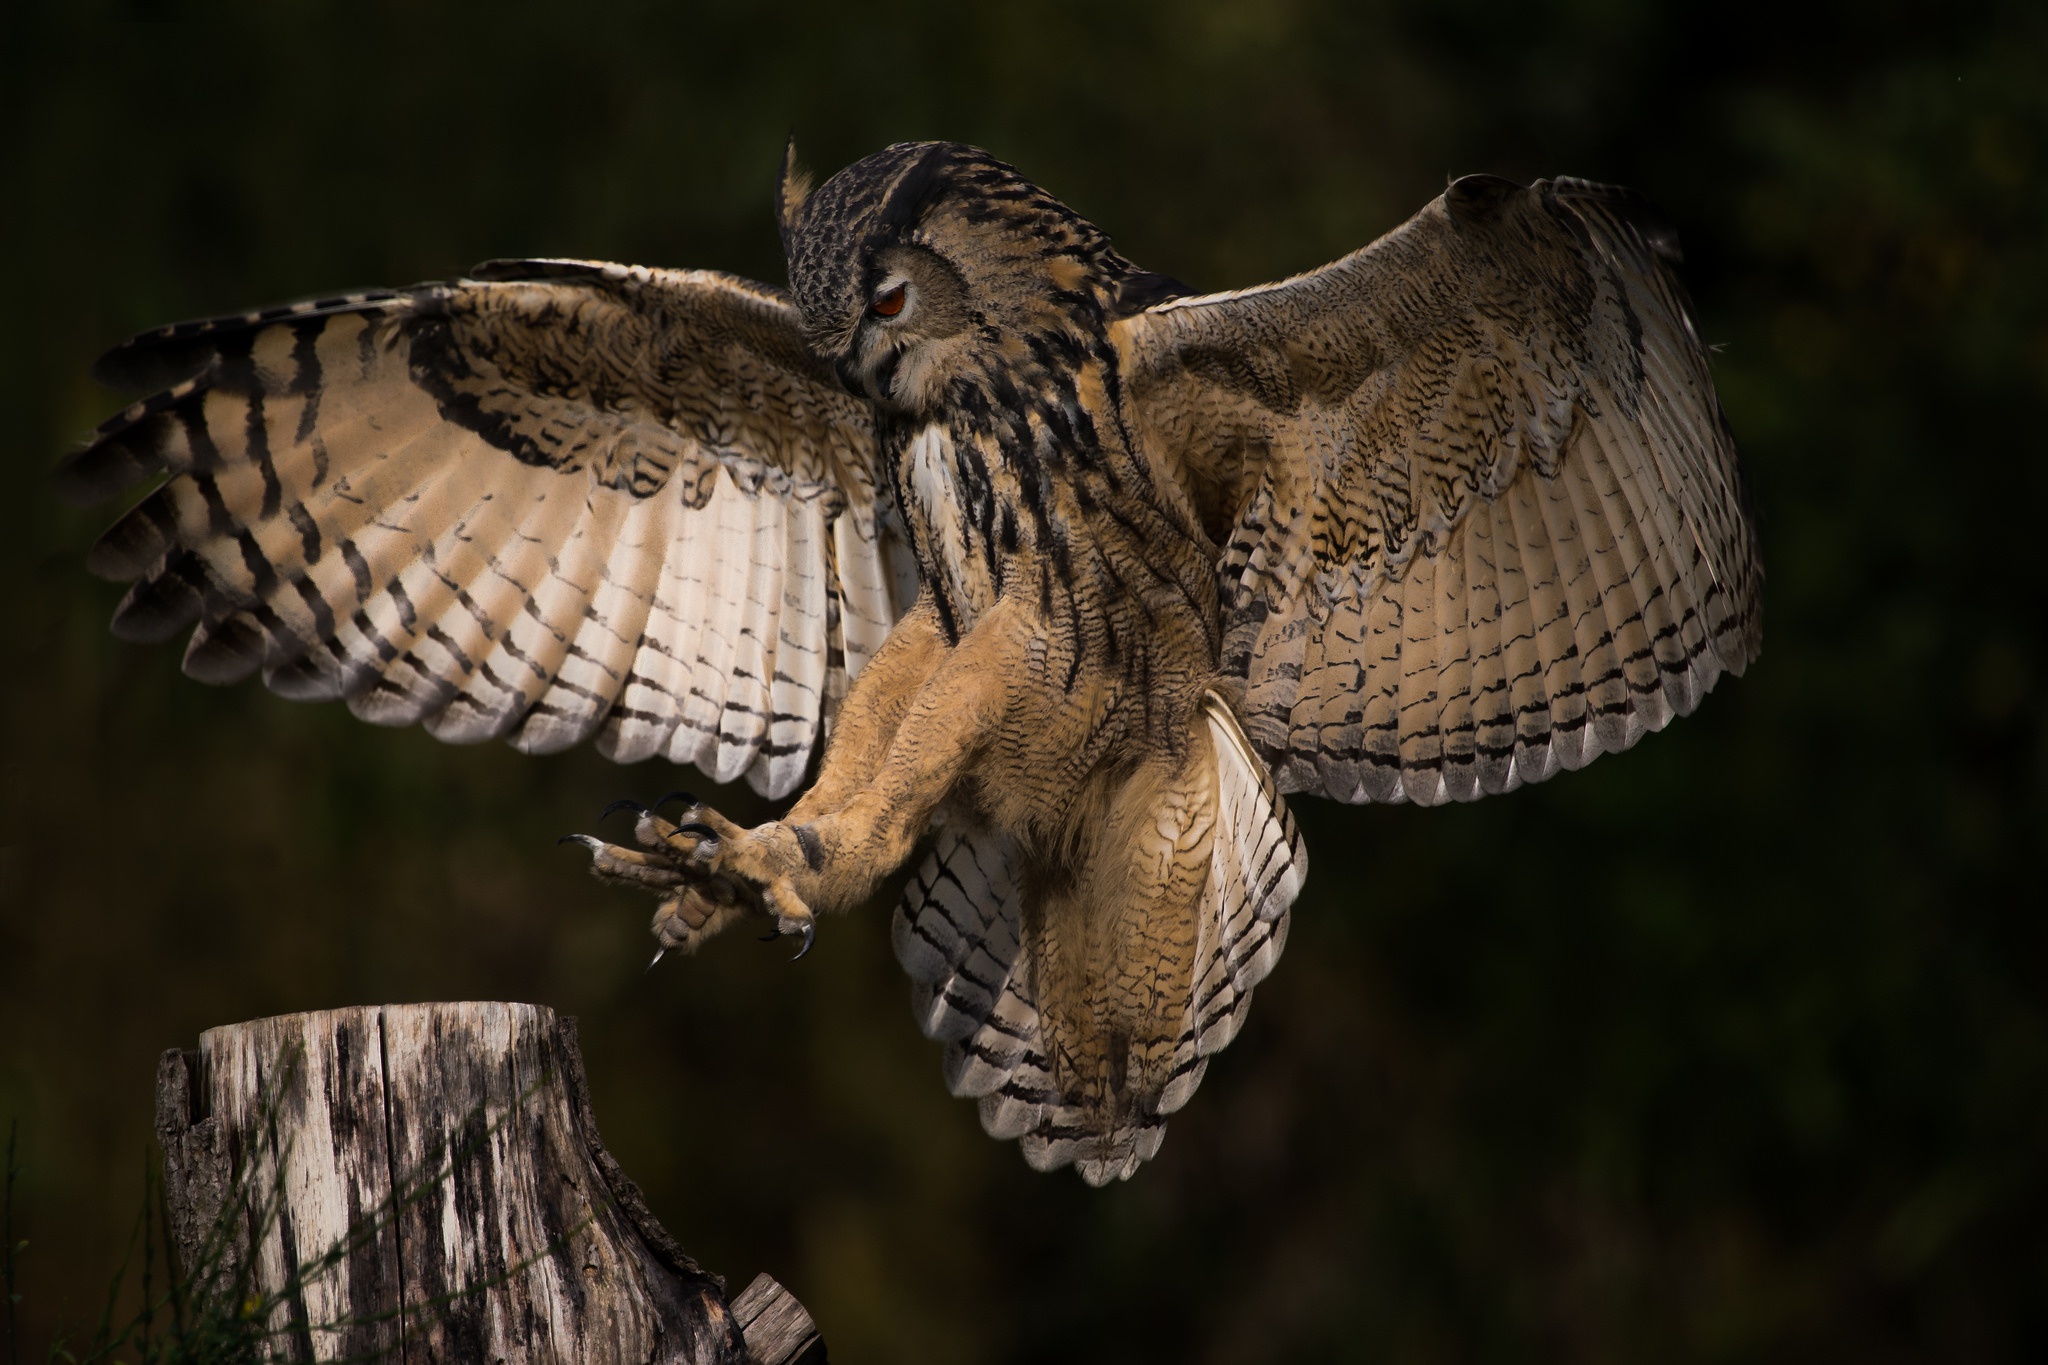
[63,142,1761,1184]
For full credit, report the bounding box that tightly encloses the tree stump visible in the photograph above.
[154,1003,824,1364]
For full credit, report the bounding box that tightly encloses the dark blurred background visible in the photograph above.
[3,1,2044,1360]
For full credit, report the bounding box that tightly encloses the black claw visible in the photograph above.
[653,790,700,813]
[557,833,602,850]
[790,919,816,962]
[600,798,650,822]
[670,822,720,844]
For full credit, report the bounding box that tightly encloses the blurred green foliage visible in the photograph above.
[2,1,2043,1360]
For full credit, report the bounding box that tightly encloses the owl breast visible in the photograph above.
[887,398,1221,710]
[896,421,1002,632]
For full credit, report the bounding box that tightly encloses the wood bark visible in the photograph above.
[154,1002,824,1364]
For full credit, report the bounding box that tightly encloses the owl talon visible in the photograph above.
[662,822,721,868]
[789,918,816,961]
[653,790,700,814]
[567,801,814,961]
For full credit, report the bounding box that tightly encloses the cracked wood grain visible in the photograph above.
[155,1002,820,1364]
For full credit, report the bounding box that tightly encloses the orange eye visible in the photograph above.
[871,283,907,317]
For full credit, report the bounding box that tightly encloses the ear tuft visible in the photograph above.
[777,134,814,261]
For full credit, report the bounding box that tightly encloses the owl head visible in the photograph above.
[779,140,1186,417]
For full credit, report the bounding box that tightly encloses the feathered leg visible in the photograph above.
[567,593,1022,956]
[696,595,1027,944]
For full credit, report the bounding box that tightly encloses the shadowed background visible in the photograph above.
[3,1,2044,1360]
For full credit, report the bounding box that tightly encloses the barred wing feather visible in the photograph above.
[62,260,907,798]
[1116,176,1762,805]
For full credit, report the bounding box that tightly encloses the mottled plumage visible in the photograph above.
[65,142,1759,1184]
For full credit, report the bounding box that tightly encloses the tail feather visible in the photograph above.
[891,691,1306,1184]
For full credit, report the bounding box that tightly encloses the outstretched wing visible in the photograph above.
[1116,176,1762,805]
[63,259,912,798]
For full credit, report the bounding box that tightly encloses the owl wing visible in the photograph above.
[62,259,913,798]
[1115,176,1762,804]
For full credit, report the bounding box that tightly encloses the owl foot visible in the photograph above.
[564,795,819,961]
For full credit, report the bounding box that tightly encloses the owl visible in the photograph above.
[63,141,1760,1184]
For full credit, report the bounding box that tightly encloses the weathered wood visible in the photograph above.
[155,1003,825,1364]
[728,1277,825,1365]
